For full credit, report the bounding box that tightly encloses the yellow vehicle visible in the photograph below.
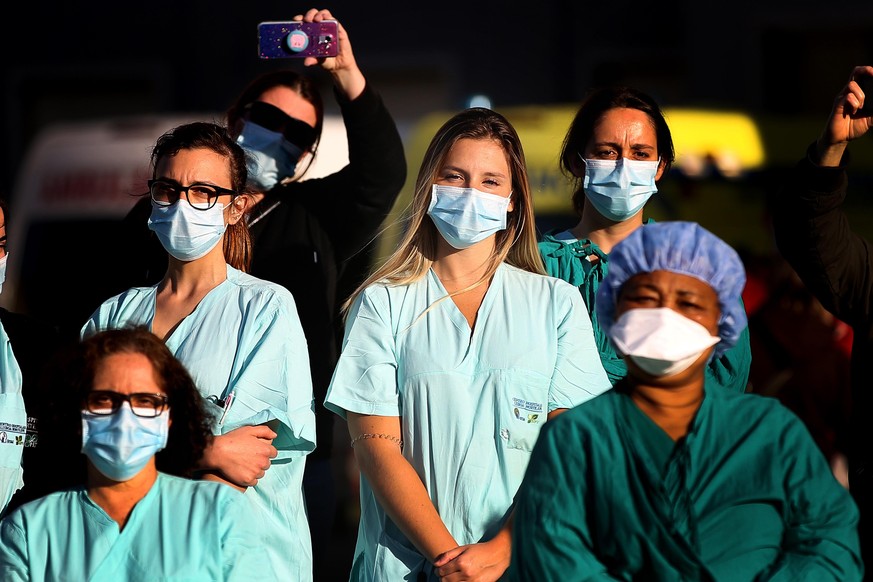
[376,104,873,264]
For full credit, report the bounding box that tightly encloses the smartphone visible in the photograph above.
[858,74,873,115]
[258,20,338,59]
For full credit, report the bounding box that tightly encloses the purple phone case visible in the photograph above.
[258,21,338,59]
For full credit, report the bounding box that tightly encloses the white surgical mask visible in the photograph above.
[147,199,227,262]
[237,121,304,191]
[609,307,721,378]
[427,184,510,249]
[81,403,169,482]
[581,156,660,222]
[0,253,7,296]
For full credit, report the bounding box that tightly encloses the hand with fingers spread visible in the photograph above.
[817,65,873,166]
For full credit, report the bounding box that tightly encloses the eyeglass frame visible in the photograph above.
[148,179,238,211]
[83,390,170,418]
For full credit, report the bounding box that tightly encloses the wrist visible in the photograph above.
[332,67,366,101]
[813,139,848,168]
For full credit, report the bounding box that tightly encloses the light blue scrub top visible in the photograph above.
[81,264,316,580]
[325,263,611,581]
[0,320,24,514]
[0,473,272,581]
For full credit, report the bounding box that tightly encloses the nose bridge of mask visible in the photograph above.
[427,184,510,249]
[237,122,303,190]
[623,157,661,184]
[582,156,657,187]
[610,307,720,360]
[429,185,510,218]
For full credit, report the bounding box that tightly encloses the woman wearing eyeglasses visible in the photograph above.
[80,122,316,580]
[0,327,272,581]
[116,12,405,577]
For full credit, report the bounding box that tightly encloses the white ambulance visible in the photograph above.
[1,113,349,336]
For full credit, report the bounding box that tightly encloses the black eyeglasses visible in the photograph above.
[148,179,237,210]
[84,391,169,418]
[243,101,317,151]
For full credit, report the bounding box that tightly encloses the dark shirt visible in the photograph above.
[119,83,406,460]
[770,142,873,571]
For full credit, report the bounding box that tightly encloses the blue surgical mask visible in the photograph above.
[0,253,7,296]
[236,121,304,191]
[147,199,227,262]
[81,403,169,482]
[581,155,660,222]
[427,184,511,249]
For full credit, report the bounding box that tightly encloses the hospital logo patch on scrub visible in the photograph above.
[511,398,543,424]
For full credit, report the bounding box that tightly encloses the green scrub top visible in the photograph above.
[539,227,752,392]
[81,264,315,580]
[325,263,611,581]
[509,383,863,581]
[0,473,271,581]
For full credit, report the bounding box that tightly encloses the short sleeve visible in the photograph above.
[324,287,400,419]
[224,292,315,458]
[549,282,612,411]
[0,511,29,581]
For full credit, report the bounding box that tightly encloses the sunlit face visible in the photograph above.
[578,107,665,180]
[616,270,720,381]
[90,352,170,423]
[154,148,244,224]
[434,138,515,211]
[616,271,720,334]
[257,86,318,131]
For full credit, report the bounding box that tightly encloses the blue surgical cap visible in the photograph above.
[595,221,747,358]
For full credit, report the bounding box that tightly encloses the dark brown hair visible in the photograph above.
[71,327,214,477]
[561,86,675,216]
[226,69,324,177]
[151,121,252,271]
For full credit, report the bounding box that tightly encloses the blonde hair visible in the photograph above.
[342,107,544,318]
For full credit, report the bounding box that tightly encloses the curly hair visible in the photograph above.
[63,326,215,478]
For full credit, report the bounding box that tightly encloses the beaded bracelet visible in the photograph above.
[350,433,403,448]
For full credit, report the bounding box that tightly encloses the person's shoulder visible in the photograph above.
[503,264,583,295]
[226,266,295,301]
[543,390,618,438]
[2,487,85,522]
[90,286,154,314]
[538,230,576,256]
[708,387,801,426]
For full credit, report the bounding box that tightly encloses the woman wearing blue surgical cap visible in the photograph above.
[538,86,752,394]
[509,221,863,581]
[80,122,315,579]
[0,327,271,581]
[325,107,610,581]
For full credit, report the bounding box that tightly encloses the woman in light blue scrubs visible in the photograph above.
[80,122,315,580]
[0,327,270,581]
[0,202,24,513]
[325,107,611,581]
